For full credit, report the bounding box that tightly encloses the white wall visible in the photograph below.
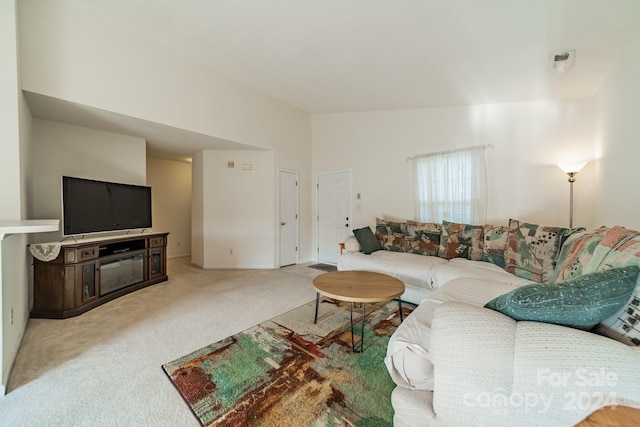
[29,119,147,242]
[312,100,596,242]
[595,26,640,230]
[18,0,313,262]
[146,158,192,259]
[0,0,28,394]
[191,152,204,267]
[194,150,275,269]
[0,0,21,220]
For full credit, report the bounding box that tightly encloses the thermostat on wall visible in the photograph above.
[242,163,253,170]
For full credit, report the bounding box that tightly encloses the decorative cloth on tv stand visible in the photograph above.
[30,243,62,262]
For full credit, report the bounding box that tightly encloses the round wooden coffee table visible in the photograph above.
[312,270,405,352]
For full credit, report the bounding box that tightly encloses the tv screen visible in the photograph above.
[62,176,152,236]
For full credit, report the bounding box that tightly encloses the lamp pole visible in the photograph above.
[558,161,587,229]
[567,172,576,229]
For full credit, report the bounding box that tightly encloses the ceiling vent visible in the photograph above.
[549,50,576,74]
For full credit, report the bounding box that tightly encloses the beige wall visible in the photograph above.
[29,119,147,242]
[312,99,596,249]
[18,0,303,150]
[0,0,21,220]
[146,158,192,259]
[18,0,313,262]
[0,0,30,394]
[194,150,276,269]
[594,26,640,230]
[191,152,204,267]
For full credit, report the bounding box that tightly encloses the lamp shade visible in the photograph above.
[557,161,588,174]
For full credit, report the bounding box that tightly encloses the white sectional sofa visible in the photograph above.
[339,236,532,305]
[338,219,640,426]
[391,301,640,426]
[338,236,446,304]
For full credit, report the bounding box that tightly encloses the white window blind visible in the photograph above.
[411,145,488,224]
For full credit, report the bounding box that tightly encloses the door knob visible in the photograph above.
[345,223,349,227]
[281,222,286,226]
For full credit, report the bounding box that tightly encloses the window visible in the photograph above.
[412,145,487,224]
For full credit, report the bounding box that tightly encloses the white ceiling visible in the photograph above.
[28,0,640,160]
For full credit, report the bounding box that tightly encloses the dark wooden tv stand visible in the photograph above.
[31,232,169,319]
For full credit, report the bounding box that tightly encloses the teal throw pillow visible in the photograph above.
[353,226,383,255]
[484,266,639,330]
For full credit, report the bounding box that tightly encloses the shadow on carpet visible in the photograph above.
[308,263,337,272]
[162,299,412,426]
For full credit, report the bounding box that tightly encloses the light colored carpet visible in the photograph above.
[0,259,322,426]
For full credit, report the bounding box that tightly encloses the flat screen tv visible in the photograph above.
[62,176,152,236]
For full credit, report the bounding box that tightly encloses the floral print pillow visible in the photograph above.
[439,220,484,261]
[504,219,580,283]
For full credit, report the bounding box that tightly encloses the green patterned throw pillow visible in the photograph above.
[504,219,583,283]
[353,226,383,255]
[551,226,609,283]
[405,220,442,256]
[580,226,640,345]
[375,218,408,252]
[439,220,484,260]
[482,224,509,268]
[484,266,639,330]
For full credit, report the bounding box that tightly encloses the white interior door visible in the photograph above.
[317,171,351,265]
[279,170,298,267]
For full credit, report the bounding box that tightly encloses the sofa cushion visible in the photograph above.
[551,226,609,283]
[337,250,447,299]
[583,225,640,273]
[375,218,408,251]
[581,226,640,345]
[426,302,640,427]
[438,220,484,261]
[504,219,580,283]
[482,224,509,267]
[431,258,535,290]
[353,226,382,254]
[405,220,442,256]
[484,266,639,329]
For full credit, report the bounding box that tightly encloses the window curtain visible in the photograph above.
[412,145,487,224]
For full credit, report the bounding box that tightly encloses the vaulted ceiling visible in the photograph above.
[25,1,640,161]
[66,0,640,113]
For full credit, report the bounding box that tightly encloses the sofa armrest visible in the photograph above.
[342,235,361,253]
[428,302,640,426]
[429,302,517,425]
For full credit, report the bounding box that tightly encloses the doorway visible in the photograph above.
[279,169,299,267]
[317,170,351,265]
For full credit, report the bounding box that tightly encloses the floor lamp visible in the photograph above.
[557,161,587,228]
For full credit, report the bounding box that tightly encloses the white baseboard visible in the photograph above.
[200,264,277,269]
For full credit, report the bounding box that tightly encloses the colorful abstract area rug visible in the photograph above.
[162,299,411,426]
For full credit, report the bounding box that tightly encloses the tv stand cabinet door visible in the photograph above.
[75,260,99,305]
[148,247,165,280]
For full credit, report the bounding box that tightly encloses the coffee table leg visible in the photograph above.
[350,302,355,350]
[314,292,320,324]
[359,302,365,353]
[398,299,403,322]
[350,302,366,353]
